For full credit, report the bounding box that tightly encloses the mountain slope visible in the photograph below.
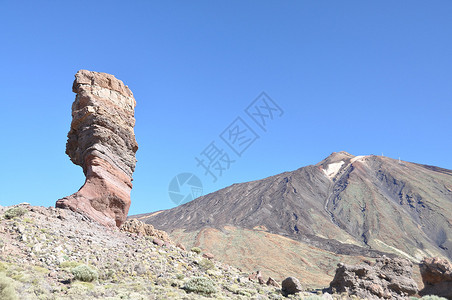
[139,152,452,286]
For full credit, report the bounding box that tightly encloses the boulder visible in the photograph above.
[281,276,303,296]
[120,219,170,242]
[152,238,164,247]
[329,256,418,299]
[321,292,333,300]
[256,270,265,285]
[266,277,280,288]
[176,242,186,251]
[248,272,257,281]
[419,257,452,299]
[248,270,263,283]
[202,252,215,260]
[56,70,138,227]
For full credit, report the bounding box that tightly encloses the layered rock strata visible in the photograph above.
[56,70,138,227]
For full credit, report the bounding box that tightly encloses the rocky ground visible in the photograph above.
[0,203,343,299]
[0,204,448,300]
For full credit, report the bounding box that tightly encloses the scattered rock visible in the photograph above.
[266,277,280,288]
[120,219,170,242]
[134,263,148,275]
[281,276,303,296]
[1,204,288,299]
[419,257,452,299]
[33,243,42,253]
[57,210,67,220]
[237,276,248,284]
[30,206,49,216]
[56,70,138,228]
[153,238,164,247]
[329,256,418,299]
[176,242,186,251]
[247,270,265,284]
[248,271,257,281]
[202,252,214,260]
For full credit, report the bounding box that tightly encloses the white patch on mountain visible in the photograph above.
[323,161,345,178]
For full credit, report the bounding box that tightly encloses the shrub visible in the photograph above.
[60,261,81,269]
[420,296,448,300]
[199,258,215,270]
[0,273,18,300]
[190,247,202,254]
[0,262,7,272]
[3,207,27,219]
[237,288,256,297]
[71,264,98,282]
[183,277,217,295]
[176,274,185,280]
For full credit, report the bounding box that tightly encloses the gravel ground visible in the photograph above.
[0,203,349,299]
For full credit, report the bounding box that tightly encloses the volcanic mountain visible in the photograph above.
[137,152,452,287]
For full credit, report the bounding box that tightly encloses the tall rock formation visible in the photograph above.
[56,70,138,227]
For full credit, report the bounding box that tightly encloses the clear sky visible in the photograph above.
[1,1,451,215]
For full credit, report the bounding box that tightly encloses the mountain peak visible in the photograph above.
[325,151,355,162]
[316,151,357,179]
[139,151,452,286]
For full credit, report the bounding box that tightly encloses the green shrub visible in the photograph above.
[176,274,185,280]
[183,277,217,295]
[60,261,81,269]
[0,273,18,300]
[190,247,202,254]
[0,262,7,272]
[199,258,215,270]
[237,288,256,296]
[420,296,448,300]
[3,207,27,219]
[71,264,98,282]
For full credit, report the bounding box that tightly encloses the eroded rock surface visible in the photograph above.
[120,219,171,242]
[56,70,138,227]
[329,256,418,299]
[419,257,452,299]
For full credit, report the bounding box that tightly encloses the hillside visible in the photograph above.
[139,152,452,286]
[0,204,314,299]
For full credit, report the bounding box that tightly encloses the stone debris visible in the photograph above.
[249,270,267,285]
[120,218,170,242]
[0,204,292,299]
[152,238,164,247]
[176,242,186,251]
[266,277,280,288]
[257,271,265,285]
[202,252,215,260]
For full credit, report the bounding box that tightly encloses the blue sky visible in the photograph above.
[1,1,451,215]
